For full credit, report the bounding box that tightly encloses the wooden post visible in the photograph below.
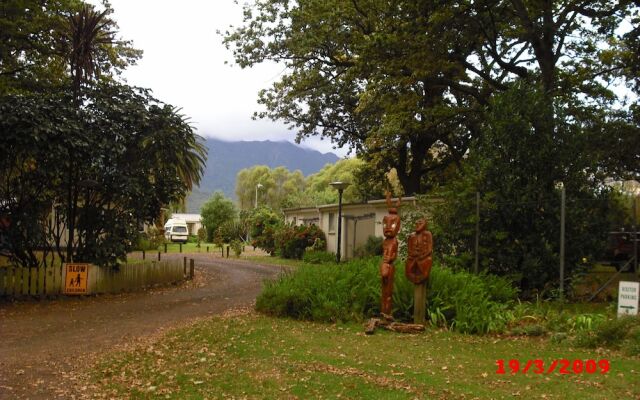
[559,185,565,301]
[414,283,427,325]
[221,246,224,257]
[226,245,229,258]
[206,246,209,253]
[142,249,145,260]
[29,268,37,296]
[474,191,480,274]
[634,196,638,277]
[37,267,45,297]
[179,243,182,253]
[0,268,6,296]
[183,256,187,276]
[189,259,195,279]
[157,251,161,261]
[164,243,167,253]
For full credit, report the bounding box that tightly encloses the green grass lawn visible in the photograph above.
[140,242,221,254]
[93,311,640,399]
[241,255,308,268]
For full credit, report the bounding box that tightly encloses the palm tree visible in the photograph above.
[61,4,114,261]
[64,4,114,100]
[143,105,208,193]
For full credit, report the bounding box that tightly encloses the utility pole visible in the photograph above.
[330,181,350,263]
[474,192,480,274]
[255,183,263,208]
[559,184,566,301]
[634,196,638,277]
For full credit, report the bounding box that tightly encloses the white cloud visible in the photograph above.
[88,0,350,157]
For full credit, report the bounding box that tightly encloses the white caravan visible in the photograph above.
[164,218,189,243]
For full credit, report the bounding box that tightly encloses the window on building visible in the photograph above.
[328,212,336,233]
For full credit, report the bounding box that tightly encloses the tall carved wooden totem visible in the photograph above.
[380,191,401,316]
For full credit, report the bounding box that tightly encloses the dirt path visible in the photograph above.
[0,255,286,399]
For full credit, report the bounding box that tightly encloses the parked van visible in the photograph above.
[164,218,189,243]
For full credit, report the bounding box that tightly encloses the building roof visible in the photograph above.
[283,197,418,214]
[171,213,202,222]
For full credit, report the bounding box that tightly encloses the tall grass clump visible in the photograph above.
[256,257,518,334]
[573,316,640,356]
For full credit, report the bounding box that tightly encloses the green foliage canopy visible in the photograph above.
[224,0,640,194]
[0,0,141,95]
[0,2,206,268]
[201,192,237,242]
[0,82,206,267]
[235,165,305,210]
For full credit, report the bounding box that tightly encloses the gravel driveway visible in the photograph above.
[0,255,286,399]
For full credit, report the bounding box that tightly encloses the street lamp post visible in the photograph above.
[555,181,566,301]
[330,181,350,263]
[255,183,263,208]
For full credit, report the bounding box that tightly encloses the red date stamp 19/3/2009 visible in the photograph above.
[496,359,610,375]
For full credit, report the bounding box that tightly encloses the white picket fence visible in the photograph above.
[0,260,189,297]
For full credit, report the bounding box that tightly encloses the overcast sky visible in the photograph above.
[90,0,347,157]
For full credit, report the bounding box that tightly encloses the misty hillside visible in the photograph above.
[186,138,340,212]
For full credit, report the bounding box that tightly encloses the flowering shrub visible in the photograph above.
[275,224,326,259]
[249,207,282,255]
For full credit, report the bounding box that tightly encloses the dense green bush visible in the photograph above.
[196,227,207,247]
[354,235,383,258]
[230,240,243,257]
[624,325,640,356]
[302,250,335,264]
[256,257,518,334]
[275,224,326,259]
[422,266,519,333]
[249,207,282,255]
[134,227,165,251]
[573,316,640,355]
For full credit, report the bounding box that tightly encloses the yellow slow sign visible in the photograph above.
[64,263,89,294]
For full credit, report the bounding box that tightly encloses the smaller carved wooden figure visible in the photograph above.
[405,218,433,325]
[405,218,433,284]
[380,191,401,316]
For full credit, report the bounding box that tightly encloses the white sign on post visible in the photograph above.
[618,281,640,317]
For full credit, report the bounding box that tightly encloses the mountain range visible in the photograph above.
[186,138,340,212]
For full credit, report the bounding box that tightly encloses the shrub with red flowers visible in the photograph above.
[248,207,282,256]
[275,223,326,259]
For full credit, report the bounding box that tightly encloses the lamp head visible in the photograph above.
[329,181,350,192]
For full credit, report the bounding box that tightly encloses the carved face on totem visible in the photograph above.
[415,218,427,233]
[383,211,401,239]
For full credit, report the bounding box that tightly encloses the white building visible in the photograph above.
[283,197,419,260]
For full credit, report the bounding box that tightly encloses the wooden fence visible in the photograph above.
[0,260,190,298]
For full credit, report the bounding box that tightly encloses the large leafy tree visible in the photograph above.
[430,82,631,292]
[234,159,378,211]
[291,158,365,206]
[60,3,142,261]
[223,0,483,195]
[463,0,639,177]
[201,192,237,242]
[225,0,638,293]
[0,83,206,267]
[224,0,639,193]
[235,165,306,210]
[0,1,140,95]
[0,93,80,267]
[0,2,206,267]
[0,0,79,93]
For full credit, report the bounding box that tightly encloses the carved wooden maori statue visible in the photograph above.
[405,218,433,284]
[380,191,401,316]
